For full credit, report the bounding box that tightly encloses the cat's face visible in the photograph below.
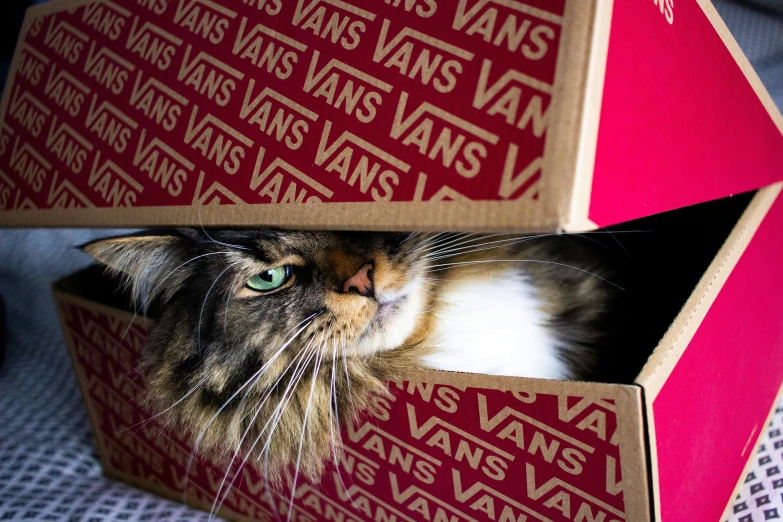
[83,229,431,479]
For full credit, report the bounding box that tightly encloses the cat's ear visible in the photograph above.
[81,233,191,309]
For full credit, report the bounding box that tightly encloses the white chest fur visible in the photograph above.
[421,271,568,380]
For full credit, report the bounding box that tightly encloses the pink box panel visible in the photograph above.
[590,0,783,227]
[653,191,783,521]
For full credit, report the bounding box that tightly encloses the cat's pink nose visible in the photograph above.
[342,263,374,298]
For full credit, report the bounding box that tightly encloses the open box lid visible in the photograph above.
[0,0,780,231]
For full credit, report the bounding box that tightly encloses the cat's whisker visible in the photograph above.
[409,232,461,255]
[426,235,552,260]
[209,343,316,521]
[327,336,347,483]
[426,259,625,290]
[118,375,210,438]
[208,327,317,521]
[401,231,420,245]
[407,232,450,255]
[339,331,357,419]
[229,313,322,436]
[255,332,322,464]
[415,232,481,255]
[427,234,532,256]
[286,329,330,522]
[425,233,527,258]
[182,317,317,502]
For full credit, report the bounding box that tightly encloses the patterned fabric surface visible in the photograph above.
[0,1,781,521]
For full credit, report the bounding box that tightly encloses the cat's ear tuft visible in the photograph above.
[81,234,191,310]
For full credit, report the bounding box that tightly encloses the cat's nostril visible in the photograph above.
[342,263,374,298]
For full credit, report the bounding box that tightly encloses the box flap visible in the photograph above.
[565,0,783,231]
[635,184,783,521]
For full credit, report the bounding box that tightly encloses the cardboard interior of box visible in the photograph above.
[53,188,776,522]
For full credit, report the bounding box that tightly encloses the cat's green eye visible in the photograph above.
[246,265,293,292]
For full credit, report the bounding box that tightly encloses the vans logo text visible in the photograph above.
[88,151,142,207]
[81,1,131,41]
[250,148,332,204]
[391,92,498,178]
[374,19,473,93]
[232,18,306,80]
[0,124,15,158]
[44,116,93,175]
[316,121,408,201]
[86,95,139,154]
[240,81,317,150]
[131,71,189,131]
[304,51,391,123]
[9,86,51,138]
[84,41,135,95]
[126,17,182,70]
[0,170,18,210]
[134,130,194,197]
[242,0,281,15]
[174,0,237,44]
[45,64,90,118]
[136,0,168,15]
[184,105,253,175]
[453,0,560,61]
[384,0,437,18]
[10,136,52,193]
[47,171,92,208]
[178,45,243,107]
[17,44,49,85]
[292,0,375,51]
[473,59,550,136]
[44,17,89,64]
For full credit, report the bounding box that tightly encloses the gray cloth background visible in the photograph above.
[1,2,783,521]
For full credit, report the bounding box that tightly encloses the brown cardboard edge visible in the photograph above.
[696,0,783,138]
[0,201,560,232]
[719,379,783,521]
[634,183,783,398]
[540,0,599,232]
[642,391,662,522]
[560,0,612,233]
[51,289,115,478]
[614,384,653,522]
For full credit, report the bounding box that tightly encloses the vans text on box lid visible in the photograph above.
[0,0,781,231]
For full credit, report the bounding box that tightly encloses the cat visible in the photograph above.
[82,228,630,483]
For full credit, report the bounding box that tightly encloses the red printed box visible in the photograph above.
[1,0,782,230]
[54,184,783,522]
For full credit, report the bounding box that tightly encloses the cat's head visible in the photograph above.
[83,229,432,481]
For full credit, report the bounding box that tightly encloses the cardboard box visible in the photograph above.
[54,183,783,522]
[1,0,782,231]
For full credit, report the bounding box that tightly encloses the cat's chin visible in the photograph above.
[351,277,426,356]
